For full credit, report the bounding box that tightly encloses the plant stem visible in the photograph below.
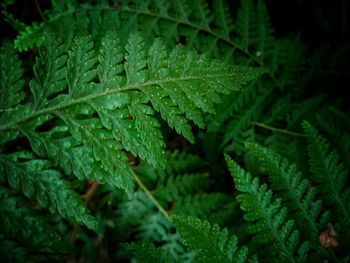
[81,181,99,202]
[71,181,99,243]
[34,0,46,22]
[130,168,170,219]
[252,121,306,137]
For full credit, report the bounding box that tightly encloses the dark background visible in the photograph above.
[2,0,350,47]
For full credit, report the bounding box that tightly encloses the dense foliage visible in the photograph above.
[1,0,349,262]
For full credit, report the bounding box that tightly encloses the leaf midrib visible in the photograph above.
[0,73,237,132]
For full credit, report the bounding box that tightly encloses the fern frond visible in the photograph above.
[245,142,335,259]
[0,188,72,258]
[0,235,37,263]
[173,193,231,219]
[162,232,195,262]
[29,31,68,110]
[0,152,99,231]
[173,215,256,263]
[235,0,275,65]
[165,150,206,175]
[303,121,350,232]
[316,107,350,168]
[97,31,124,89]
[221,82,272,153]
[192,0,213,29]
[145,35,263,142]
[268,38,306,86]
[225,154,310,262]
[0,40,25,110]
[155,173,211,202]
[125,242,171,263]
[66,34,97,98]
[115,190,191,261]
[115,191,154,233]
[213,0,234,39]
[136,213,172,242]
[3,31,261,199]
[235,0,256,53]
[14,22,45,51]
[255,0,274,61]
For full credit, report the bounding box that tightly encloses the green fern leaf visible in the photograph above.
[97,31,124,89]
[14,22,44,51]
[0,152,99,231]
[173,193,231,219]
[147,38,263,142]
[1,30,261,213]
[171,0,191,22]
[173,215,256,263]
[316,106,350,168]
[67,34,97,99]
[269,38,306,86]
[245,142,334,259]
[225,154,309,262]
[155,173,211,202]
[115,191,154,233]
[146,40,196,142]
[29,32,67,110]
[0,235,36,263]
[303,121,350,230]
[192,0,213,28]
[0,188,72,256]
[221,82,272,152]
[255,0,274,61]
[236,0,255,52]
[165,150,206,175]
[125,32,148,84]
[213,0,234,39]
[0,40,25,110]
[125,242,171,263]
[136,213,172,242]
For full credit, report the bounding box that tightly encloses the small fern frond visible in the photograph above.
[268,38,306,86]
[14,22,45,51]
[0,152,99,231]
[235,0,255,53]
[0,188,72,260]
[165,150,206,175]
[255,0,274,61]
[173,193,231,219]
[192,0,213,29]
[221,82,273,153]
[136,213,172,242]
[315,107,350,168]
[155,173,211,202]
[115,191,154,232]
[235,0,274,63]
[173,215,256,263]
[97,31,124,89]
[303,121,350,231]
[125,242,171,263]
[29,31,68,110]
[0,40,25,110]
[225,154,310,262]
[245,142,334,259]
[213,0,234,39]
